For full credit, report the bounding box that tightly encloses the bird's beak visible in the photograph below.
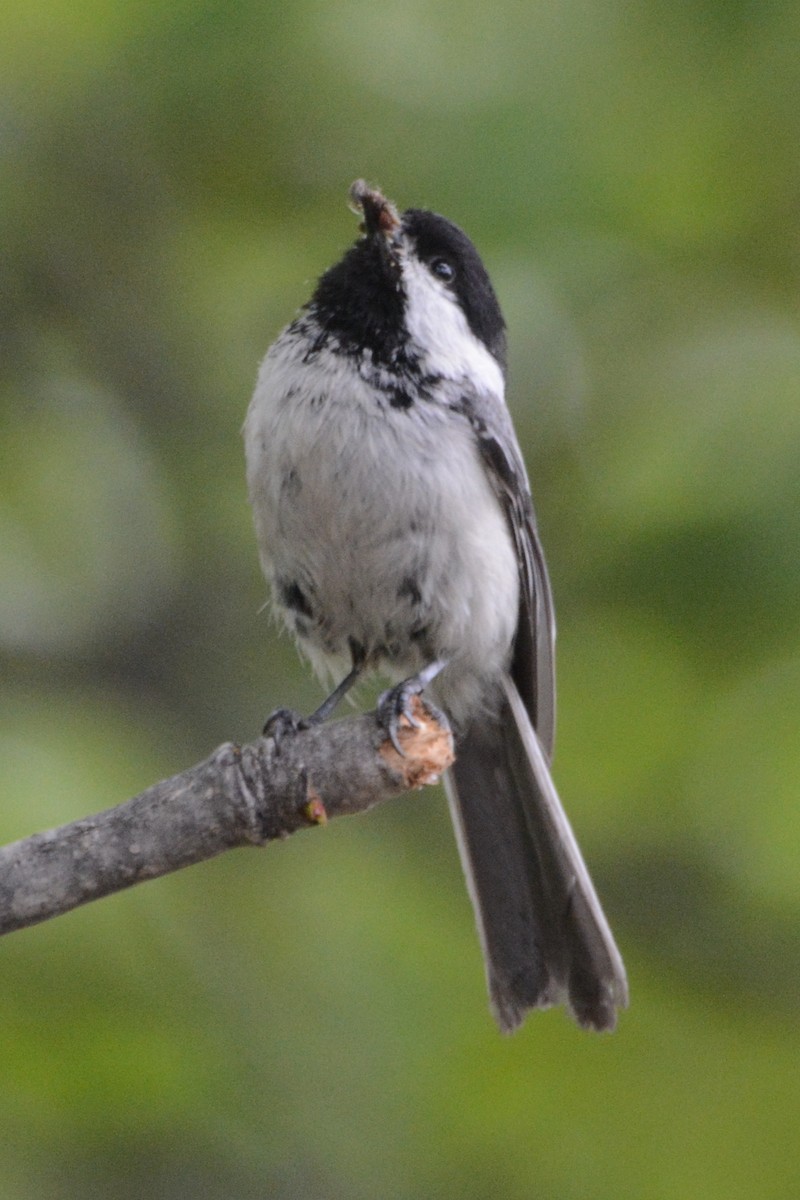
[348,180,401,241]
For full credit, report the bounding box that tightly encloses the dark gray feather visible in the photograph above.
[444,387,626,1031]
[448,387,556,753]
[445,677,628,1032]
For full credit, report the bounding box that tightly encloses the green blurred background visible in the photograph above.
[1,1,799,1196]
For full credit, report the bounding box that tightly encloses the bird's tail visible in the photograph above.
[444,674,628,1033]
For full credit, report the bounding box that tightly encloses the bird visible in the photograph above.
[244,180,628,1032]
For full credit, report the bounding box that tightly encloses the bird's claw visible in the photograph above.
[377,681,426,756]
[262,707,308,751]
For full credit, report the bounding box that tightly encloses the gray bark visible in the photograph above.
[0,700,453,937]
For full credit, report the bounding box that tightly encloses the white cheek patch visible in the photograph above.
[401,255,504,396]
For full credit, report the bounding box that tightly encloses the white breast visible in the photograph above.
[244,327,519,725]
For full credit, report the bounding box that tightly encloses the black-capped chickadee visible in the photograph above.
[244,181,628,1032]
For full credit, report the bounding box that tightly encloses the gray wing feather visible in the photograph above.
[445,387,627,1031]
[448,388,555,753]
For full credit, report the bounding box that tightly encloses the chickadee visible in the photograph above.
[244,181,628,1032]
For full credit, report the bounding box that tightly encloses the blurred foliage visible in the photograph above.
[1,0,799,1196]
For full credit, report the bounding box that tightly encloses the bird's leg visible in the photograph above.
[263,642,366,744]
[305,659,364,724]
[377,659,449,755]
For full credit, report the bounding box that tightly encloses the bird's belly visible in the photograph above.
[247,388,519,719]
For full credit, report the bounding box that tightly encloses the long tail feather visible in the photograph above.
[444,675,628,1033]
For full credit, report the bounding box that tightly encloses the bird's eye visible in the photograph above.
[430,257,456,283]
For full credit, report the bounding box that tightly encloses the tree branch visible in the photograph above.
[0,698,454,937]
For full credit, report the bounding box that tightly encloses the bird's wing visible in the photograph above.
[448,386,556,757]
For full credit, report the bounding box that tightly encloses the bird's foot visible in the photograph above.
[377,674,448,757]
[262,707,309,751]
